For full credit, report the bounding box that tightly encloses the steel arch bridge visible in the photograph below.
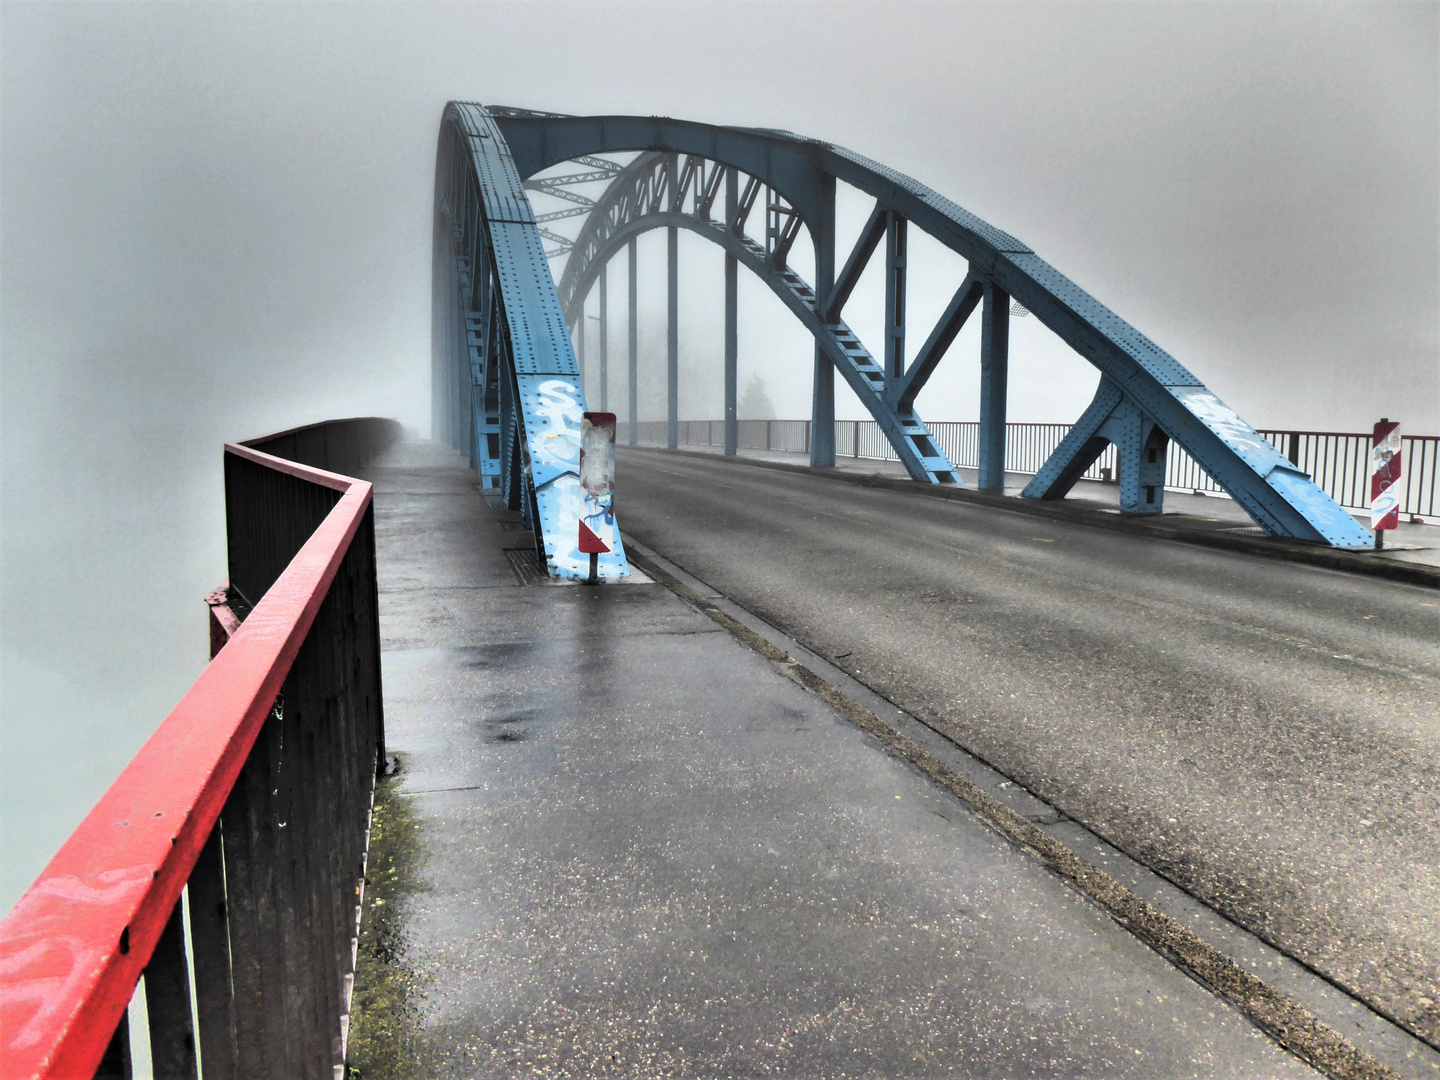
[433,102,1374,580]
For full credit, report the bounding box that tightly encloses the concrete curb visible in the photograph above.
[623,446,1440,590]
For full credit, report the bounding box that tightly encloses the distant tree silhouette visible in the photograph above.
[738,374,775,420]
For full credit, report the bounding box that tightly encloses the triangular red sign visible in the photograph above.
[577,519,610,554]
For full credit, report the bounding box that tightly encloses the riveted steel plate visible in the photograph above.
[489,222,578,376]
[455,102,537,225]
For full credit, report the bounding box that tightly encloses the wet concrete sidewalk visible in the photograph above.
[367,440,1318,1078]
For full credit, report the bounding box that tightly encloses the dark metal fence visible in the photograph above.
[243,417,403,482]
[0,420,389,1080]
[635,419,1437,520]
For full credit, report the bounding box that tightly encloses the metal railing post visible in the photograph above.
[144,898,198,1080]
[188,827,238,1080]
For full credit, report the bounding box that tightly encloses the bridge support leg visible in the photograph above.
[599,265,609,413]
[668,225,679,449]
[724,168,738,456]
[1021,377,1168,513]
[811,351,835,466]
[811,174,837,468]
[884,213,907,383]
[725,251,738,456]
[1110,408,1169,514]
[979,280,1010,491]
[628,238,638,446]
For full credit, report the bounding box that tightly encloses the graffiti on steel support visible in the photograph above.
[432,102,629,580]
[436,104,1373,550]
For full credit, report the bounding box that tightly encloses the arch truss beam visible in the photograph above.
[432,102,629,579]
[555,155,964,483]
[439,105,1372,549]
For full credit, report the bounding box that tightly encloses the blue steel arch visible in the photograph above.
[552,152,964,483]
[432,101,629,580]
[438,103,1374,549]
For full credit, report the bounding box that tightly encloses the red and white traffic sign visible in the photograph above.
[578,412,617,576]
[1370,420,1402,531]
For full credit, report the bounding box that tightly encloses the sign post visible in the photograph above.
[578,412,617,582]
[1370,418,1402,550]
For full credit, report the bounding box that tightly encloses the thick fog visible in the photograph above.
[1,1,1435,910]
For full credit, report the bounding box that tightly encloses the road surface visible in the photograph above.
[614,447,1440,1047]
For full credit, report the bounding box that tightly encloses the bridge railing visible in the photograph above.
[0,419,391,1080]
[634,420,1437,521]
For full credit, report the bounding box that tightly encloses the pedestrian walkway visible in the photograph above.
[365,440,1320,1078]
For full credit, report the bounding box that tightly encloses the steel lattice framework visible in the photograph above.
[434,103,1375,576]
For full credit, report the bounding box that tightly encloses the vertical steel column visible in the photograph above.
[667,152,680,451]
[979,280,1011,491]
[599,265,609,413]
[667,225,679,450]
[884,213,907,383]
[628,238,638,446]
[811,174,837,467]
[724,167,739,456]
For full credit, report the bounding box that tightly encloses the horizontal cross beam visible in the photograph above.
[570,155,623,175]
[538,227,573,251]
[537,206,591,223]
[524,183,596,208]
[526,168,617,188]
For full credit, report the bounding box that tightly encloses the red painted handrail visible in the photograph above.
[0,444,373,1079]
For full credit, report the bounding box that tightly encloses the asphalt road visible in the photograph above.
[613,448,1440,1047]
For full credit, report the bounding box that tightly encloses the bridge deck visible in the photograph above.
[634,442,1440,568]
[368,441,1317,1077]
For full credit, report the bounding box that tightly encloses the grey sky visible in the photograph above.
[1,1,1435,909]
